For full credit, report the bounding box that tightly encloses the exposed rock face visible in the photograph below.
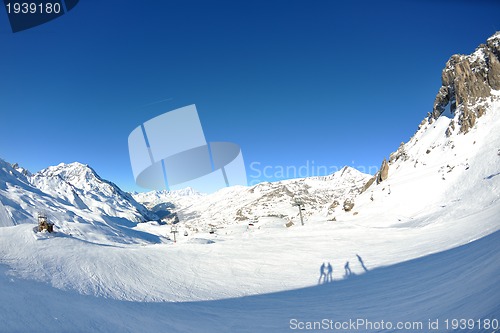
[376,158,389,184]
[389,142,408,163]
[361,175,376,193]
[361,157,390,192]
[329,200,339,209]
[343,199,354,212]
[431,32,500,133]
[363,33,500,197]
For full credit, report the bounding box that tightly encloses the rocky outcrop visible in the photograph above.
[431,32,500,133]
[361,175,376,193]
[362,33,499,197]
[376,158,389,184]
[360,157,390,192]
[389,143,408,163]
[329,200,339,209]
[343,199,354,212]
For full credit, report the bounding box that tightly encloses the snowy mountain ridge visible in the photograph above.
[133,166,371,232]
[31,162,156,221]
[0,159,158,244]
[133,186,205,206]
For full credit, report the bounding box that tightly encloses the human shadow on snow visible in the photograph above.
[318,262,334,284]
[319,255,370,284]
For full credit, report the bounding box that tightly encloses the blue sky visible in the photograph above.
[0,0,499,192]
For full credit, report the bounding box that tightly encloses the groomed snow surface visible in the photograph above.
[1,101,499,332]
[0,229,498,333]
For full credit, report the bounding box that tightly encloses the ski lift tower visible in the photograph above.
[170,224,178,243]
[292,200,306,226]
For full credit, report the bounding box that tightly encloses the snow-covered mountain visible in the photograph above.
[31,162,156,222]
[133,166,371,231]
[0,160,158,244]
[133,186,205,220]
[338,32,500,233]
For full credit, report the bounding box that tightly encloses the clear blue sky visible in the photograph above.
[1,0,499,192]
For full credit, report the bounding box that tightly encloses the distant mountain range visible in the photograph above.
[133,166,371,232]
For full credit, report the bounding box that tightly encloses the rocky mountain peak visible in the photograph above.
[431,32,500,133]
[38,162,95,181]
[31,161,157,222]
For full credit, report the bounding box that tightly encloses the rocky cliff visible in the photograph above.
[364,32,500,192]
[430,32,500,134]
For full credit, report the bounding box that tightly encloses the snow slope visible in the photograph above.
[340,96,500,236]
[0,227,498,333]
